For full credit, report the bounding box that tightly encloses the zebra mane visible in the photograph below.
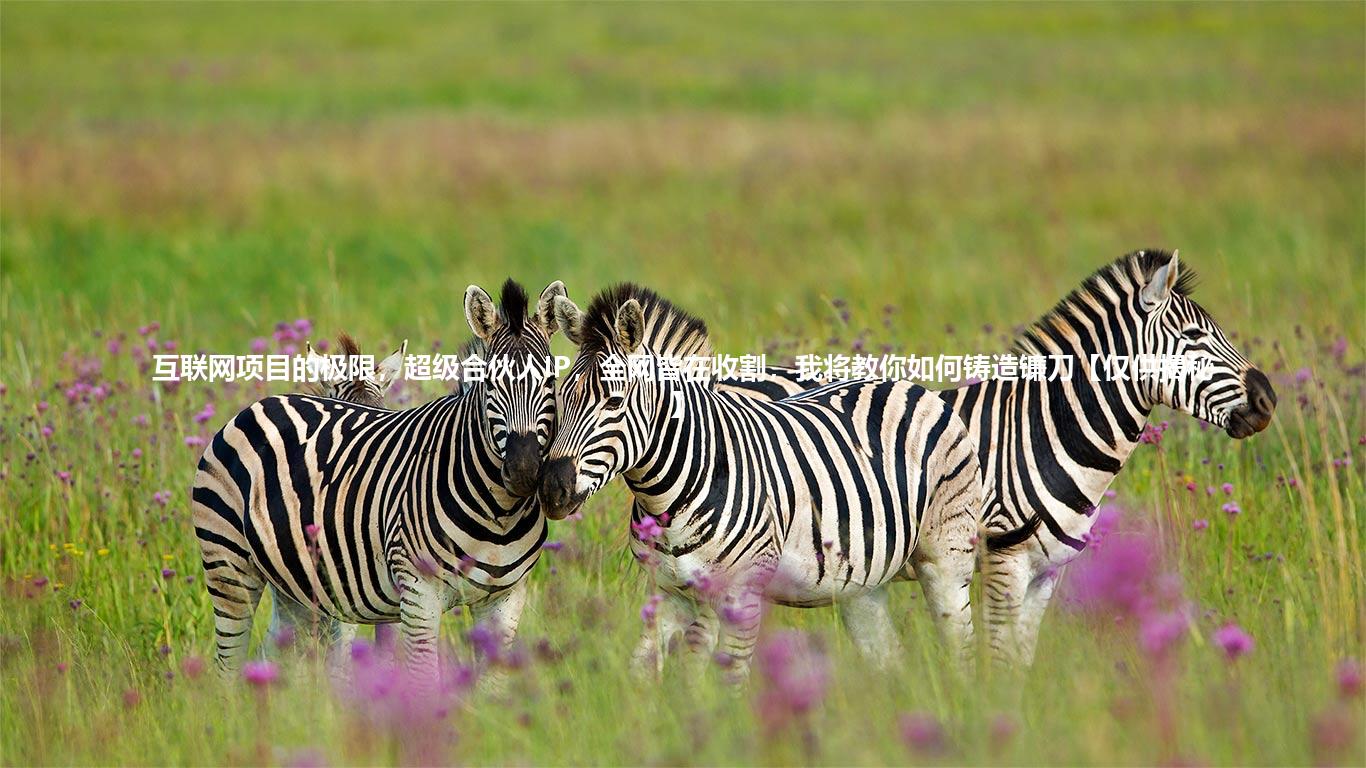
[1012,249,1199,354]
[336,332,362,358]
[498,279,530,337]
[578,283,713,359]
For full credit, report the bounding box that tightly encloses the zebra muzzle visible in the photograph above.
[1226,368,1276,439]
[501,432,542,498]
[538,456,584,520]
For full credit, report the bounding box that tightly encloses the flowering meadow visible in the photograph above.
[2,4,1363,766]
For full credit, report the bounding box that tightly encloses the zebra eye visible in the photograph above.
[603,395,625,410]
[1182,327,1206,341]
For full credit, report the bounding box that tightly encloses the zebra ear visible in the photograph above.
[553,295,584,346]
[465,285,500,340]
[537,280,567,336]
[375,340,407,390]
[305,342,339,383]
[615,299,645,353]
[1140,250,1181,310]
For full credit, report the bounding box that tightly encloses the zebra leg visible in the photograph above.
[630,593,696,679]
[980,549,1031,668]
[203,557,265,675]
[682,603,721,677]
[839,588,904,670]
[397,575,445,680]
[1016,567,1062,666]
[469,579,529,694]
[911,550,976,670]
[714,587,764,686]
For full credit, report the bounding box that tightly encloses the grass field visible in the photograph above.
[1,4,1363,765]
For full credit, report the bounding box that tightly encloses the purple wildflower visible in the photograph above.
[242,660,279,688]
[1221,501,1241,516]
[1212,623,1254,661]
[1335,659,1361,699]
[631,515,664,543]
[1139,610,1189,660]
[181,655,206,680]
[1067,528,1156,616]
[753,631,830,734]
[898,711,946,755]
[468,623,500,660]
[1311,710,1356,764]
[1192,518,1209,532]
[989,713,1016,753]
[338,638,474,764]
[640,593,664,628]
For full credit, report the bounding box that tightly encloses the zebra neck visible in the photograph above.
[946,367,1151,511]
[622,381,716,519]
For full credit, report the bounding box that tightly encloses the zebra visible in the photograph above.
[936,249,1277,667]
[192,279,566,677]
[301,333,407,409]
[537,284,987,681]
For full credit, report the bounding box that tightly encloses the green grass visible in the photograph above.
[1,3,1363,765]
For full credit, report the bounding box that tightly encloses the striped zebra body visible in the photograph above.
[937,250,1276,665]
[540,285,985,680]
[193,280,567,675]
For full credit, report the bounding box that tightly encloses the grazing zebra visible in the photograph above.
[936,249,1277,666]
[192,279,566,676]
[538,284,986,681]
[301,333,407,409]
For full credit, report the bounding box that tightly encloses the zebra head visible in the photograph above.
[538,284,711,520]
[464,279,566,498]
[1128,250,1276,438]
[303,334,407,408]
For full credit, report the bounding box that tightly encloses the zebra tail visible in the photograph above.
[984,514,1042,552]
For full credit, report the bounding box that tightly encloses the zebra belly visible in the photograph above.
[767,545,901,606]
[243,504,401,624]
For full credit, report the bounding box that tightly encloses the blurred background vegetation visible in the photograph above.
[1,3,1362,765]
[3,3,1361,353]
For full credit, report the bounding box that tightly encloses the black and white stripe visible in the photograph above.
[937,250,1276,665]
[538,285,986,680]
[192,280,567,675]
